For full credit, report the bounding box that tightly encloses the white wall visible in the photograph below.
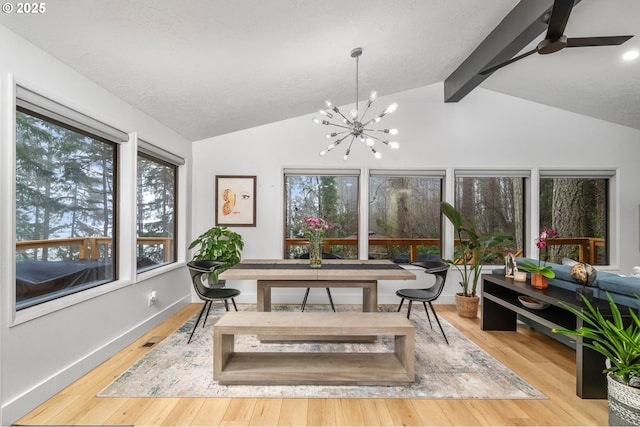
[0,26,193,424]
[192,82,640,305]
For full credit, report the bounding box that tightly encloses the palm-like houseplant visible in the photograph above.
[441,201,506,296]
[553,292,640,425]
[188,225,244,282]
[441,201,507,317]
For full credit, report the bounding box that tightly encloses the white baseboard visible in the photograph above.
[1,296,190,425]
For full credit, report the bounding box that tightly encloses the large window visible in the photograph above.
[15,107,118,310]
[284,170,359,259]
[454,172,526,264]
[368,170,443,263]
[136,151,177,272]
[539,171,610,265]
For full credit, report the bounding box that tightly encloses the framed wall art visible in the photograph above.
[215,175,256,226]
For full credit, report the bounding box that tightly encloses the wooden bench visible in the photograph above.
[213,312,415,385]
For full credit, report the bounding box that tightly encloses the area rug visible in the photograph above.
[98,305,545,399]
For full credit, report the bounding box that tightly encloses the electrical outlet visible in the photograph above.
[148,291,157,306]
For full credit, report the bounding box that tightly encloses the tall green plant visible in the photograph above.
[553,292,640,386]
[440,201,506,297]
[189,226,244,282]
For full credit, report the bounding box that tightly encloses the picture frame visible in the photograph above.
[215,175,256,226]
[504,252,517,278]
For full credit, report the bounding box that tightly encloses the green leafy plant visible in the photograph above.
[188,226,244,282]
[518,259,555,279]
[553,292,640,387]
[440,201,507,297]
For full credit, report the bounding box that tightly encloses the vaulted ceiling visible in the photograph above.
[1,0,638,141]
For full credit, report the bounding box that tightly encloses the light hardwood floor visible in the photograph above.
[17,303,608,426]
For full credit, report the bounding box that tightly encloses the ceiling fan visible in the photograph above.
[479,0,634,76]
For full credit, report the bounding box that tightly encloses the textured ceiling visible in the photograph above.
[1,0,638,141]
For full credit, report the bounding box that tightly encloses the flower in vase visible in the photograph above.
[302,215,332,239]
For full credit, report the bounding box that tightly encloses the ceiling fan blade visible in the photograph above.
[546,0,575,40]
[478,48,538,76]
[566,35,634,47]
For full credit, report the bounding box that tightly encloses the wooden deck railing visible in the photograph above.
[16,236,173,262]
[285,236,605,264]
[16,235,603,265]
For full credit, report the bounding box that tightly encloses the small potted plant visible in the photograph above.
[553,293,640,425]
[188,225,244,282]
[517,226,558,289]
[441,201,505,318]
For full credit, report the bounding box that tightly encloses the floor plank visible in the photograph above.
[15,303,609,426]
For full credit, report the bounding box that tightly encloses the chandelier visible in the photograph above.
[313,47,399,161]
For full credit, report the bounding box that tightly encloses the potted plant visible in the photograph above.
[440,201,505,318]
[188,225,244,282]
[517,226,558,289]
[553,293,640,425]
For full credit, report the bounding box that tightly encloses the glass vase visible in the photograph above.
[308,232,322,268]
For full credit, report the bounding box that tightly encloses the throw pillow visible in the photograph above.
[630,266,640,278]
[562,257,579,267]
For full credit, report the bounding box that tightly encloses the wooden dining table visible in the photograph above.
[219,259,416,312]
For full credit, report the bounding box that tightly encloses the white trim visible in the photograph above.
[284,168,361,176]
[1,297,189,424]
[138,139,185,166]
[369,168,446,177]
[539,169,616,177]
[15,84,129,143]
[454,168,531,177]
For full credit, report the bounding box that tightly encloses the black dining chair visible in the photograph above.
[186,260,241,344]
[396,260,450,344]
[298,252,341,312]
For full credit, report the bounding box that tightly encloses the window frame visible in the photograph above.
[537,169,614,266]
[136,148,180,273]
[10,82,131,325]
[135,149,179,275]
[282,168,361,260]
[367,169,445,263]
[451,169,529,265]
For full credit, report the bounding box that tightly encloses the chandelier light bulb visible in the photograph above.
[320,150,327,156]
[366,138,375,146]
[389,128,398,135]
[326,132,338,139]
[369,90,377,101]
[312,117,320,124]
[327,143,335,151]
[384,103,398,114]
[343,148,351,162]
[318,109,334,118]
[388,141,400,149]
[325,100,333,108]
[350,109,358,119]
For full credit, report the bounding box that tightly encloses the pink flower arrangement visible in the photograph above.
[303,215,332,235]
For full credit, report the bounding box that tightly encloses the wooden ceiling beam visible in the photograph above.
[444,0,581,103]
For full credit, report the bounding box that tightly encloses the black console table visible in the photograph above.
[481,273,628,399]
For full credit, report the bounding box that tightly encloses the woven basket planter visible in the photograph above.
[608,373,640,426]
[455,293,479,318]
